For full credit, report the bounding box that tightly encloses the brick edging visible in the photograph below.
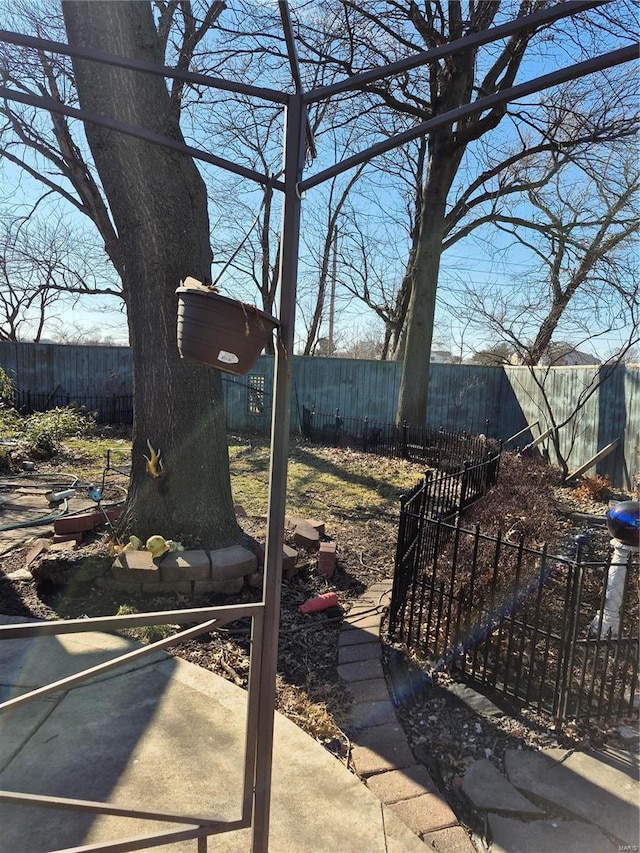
[337,582,477,851]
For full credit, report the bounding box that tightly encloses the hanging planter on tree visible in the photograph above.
[176,277,279,375]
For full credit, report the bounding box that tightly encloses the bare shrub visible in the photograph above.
[573,473,613,503]
[461,452,564,547]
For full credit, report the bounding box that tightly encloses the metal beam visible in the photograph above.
[0,28,287,104]
[0,85,285,190]
[48,825,218,853]
[0,601,263,638]
[300,45,636,192]
[0,617,225,712]
[251,92,306,853]
[0,789,241,828]
[278,1,317,159]
[303,0,608,104]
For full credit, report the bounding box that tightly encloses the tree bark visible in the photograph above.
[63,0,239,547]
[393,0,537,424]
[396,131,461,423]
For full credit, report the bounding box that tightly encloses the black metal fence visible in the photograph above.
[389,490,639,724]
[302,406,494,468]
[13,390,134,425]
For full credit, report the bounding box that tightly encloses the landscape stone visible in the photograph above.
[488,814,615,853]
[208,545,256,580]
[382,803,437,853]
[317,559,336,579]
[346,699,398,730]
[365,764,437,804]
[423,826,478,853]
[343,611,383,630]
[389,792,458,834]
[6,568,33,581]
[292,520,320,550]
[346,678,391,703]
[112,551,161,582]
[317,541,337,578]
[338,657,384,682]
[53,505,121,536]
[52,533,83,544]
[159,550,210,582]
[355,586,388,603]
[444,682,504,717]
[338,625,380,645]
[245,571,263,589]
[53,511,102,535]
[461,759,542,815]
[281,544,298,578]
[504,748,639,845]
[351,723,415,777]
[338,641,381,664]
[349,603,384,616]
[206,577,245,595]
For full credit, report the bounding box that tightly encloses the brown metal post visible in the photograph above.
[251,92,306,852]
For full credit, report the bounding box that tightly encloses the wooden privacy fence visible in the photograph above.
[389,478,639,725]
[1,342,637,488]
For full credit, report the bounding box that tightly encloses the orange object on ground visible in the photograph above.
[299,592,338,614]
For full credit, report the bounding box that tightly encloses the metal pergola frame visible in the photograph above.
[0,2,635,851]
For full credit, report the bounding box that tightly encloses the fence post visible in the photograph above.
[111,394,117,424]
[334,409,340,447]
[363,416,368,452]
[555,557,582,726]
[389,492,410,637]
[402,420,408,459]
[460,460,470,509]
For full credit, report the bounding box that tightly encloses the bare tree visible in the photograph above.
[0,215,120,341]
[59,0,240,545]
[456,144,638,368]
[468,343,513,366]
[450,141,638,479]
[198,93,284,351]
[0,0,226,300]
[289,1,638,424]
[298,162,366,355]
[0,1,248,544]
[0,1,123,274]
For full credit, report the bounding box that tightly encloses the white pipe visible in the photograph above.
[589,539,637,637]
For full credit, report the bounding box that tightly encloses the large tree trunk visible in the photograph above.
[63,1,240,547]
[396,133,460,424]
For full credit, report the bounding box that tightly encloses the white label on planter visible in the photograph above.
[218,350,240,364]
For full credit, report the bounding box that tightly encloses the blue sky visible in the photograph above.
[1,1,636,359]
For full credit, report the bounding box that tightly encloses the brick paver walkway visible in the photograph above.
[338,581,478,852]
